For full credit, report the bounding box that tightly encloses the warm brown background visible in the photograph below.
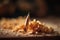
[0,0,60,18]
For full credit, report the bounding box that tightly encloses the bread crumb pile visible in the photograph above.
[0,16,59,37]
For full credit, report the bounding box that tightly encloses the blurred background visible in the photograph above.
[0,0,60,18]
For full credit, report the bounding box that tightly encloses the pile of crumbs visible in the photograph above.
[0,16,59,37]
